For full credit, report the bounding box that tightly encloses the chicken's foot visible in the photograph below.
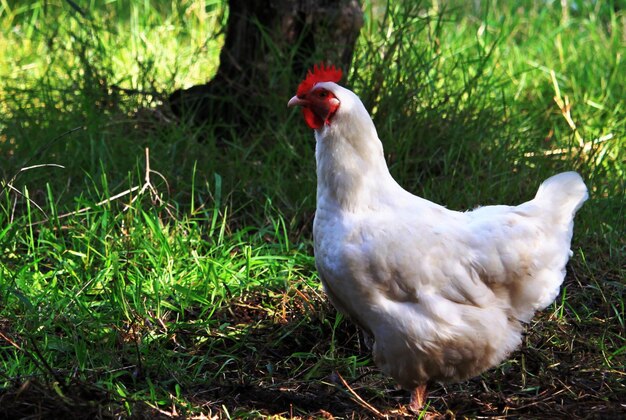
[409,384,428,412]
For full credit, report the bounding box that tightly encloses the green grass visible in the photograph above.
[1,0,624,418]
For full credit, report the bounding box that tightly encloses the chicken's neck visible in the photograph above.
[315,122,400,212]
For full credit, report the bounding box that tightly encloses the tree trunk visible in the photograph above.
[168,0,363,136]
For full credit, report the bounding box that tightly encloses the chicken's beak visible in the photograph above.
[287,95,307,108]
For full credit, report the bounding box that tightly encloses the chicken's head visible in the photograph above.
[288,63,343,129]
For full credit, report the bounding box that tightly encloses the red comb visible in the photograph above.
[296,63,343,97]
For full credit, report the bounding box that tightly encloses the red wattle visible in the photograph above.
[303,108,323,129]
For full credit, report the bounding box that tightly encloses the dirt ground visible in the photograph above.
[1,290,624,419]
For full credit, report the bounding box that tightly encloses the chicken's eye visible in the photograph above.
[317,91,328,98]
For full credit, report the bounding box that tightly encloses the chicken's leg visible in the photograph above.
[409,384,428,412]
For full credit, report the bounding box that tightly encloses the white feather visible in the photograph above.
[311,82,588,389]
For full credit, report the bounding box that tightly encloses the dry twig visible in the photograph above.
[335,371,386,419]
[24,147,175,226]
[523,70,613,159]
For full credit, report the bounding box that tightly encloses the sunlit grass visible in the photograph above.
[0,0,224,92]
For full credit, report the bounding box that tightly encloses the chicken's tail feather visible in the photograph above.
[534,171,588,219]
[518,172,588,315]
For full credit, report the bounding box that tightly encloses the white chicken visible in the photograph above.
[288,64,588,410]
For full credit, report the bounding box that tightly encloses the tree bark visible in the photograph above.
[168,0,363,136]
